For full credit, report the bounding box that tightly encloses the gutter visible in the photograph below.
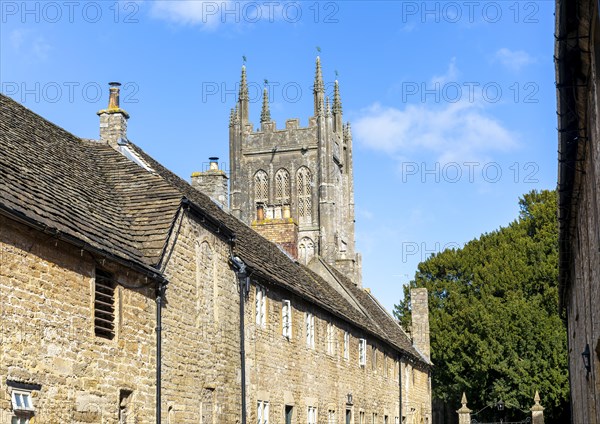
[399,355,403,424]
[230,254,249,424]
[181,197,236,242]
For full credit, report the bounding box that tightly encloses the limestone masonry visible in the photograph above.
[0,59,431,424]
[556,0,600,422]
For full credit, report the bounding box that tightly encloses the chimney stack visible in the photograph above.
[97,82,129,148]
[410,288,430,361]
[191,157,229,211]
[251,202,298,259]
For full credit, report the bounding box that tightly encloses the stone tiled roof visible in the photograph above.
[0,94,183,270]
[0,94,427,365]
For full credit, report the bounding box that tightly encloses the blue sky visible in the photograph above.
[1,1,556,312]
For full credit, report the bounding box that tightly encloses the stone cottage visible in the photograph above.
[0,60,432,423]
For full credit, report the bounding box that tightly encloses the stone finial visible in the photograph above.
[314,56,324,93]
[260,88,271,123]
[457,392,472,424]
[333,80,342,114]
[239,65,249,101]
[530,391,544,424]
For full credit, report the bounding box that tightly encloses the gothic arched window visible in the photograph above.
[296,167,312,224]
[274,168,290,205]
[298,237,315,264]
[254,170,269,205]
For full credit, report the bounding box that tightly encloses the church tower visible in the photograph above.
[228,58,361,285]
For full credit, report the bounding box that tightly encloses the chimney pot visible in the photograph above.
[209,157,219,171]
[108,82,121,109]
[256,203,265,221]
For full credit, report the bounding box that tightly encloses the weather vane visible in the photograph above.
[316,46,321,54]
[335,70,339,78]
[264,79,269,86]
[242,55,247,64]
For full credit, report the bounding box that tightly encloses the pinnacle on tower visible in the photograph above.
[260,88,271,123]
[233,104,240,125]
[239,65,249,101]
[325,97,331,117]
[333,80,342,115]
[238,65,249,124]
[313,56,325,116]
[333,79,343,132]
[345,122,352,138]
[229,107,235,127]
[314,56,324,93]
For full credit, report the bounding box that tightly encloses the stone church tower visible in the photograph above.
[228,57,361,285]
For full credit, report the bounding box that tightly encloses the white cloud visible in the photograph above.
[149,0,229,28]
[32,37,51,60]
[9,29,51,61]
[493,48,535,72]
[431,57,458,85]
[353,100,517,164]
[148,0,286,28]
[9,29,27,50]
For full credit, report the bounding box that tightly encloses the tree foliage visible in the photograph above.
[394,190,569,422]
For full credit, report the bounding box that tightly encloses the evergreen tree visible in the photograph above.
[394,190,569,422]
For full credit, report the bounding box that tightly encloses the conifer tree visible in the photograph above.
[394,190,569,422]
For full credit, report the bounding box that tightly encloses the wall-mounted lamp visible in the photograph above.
[347,393,353,405]
[582,343,591,374]
[496,400,505,411]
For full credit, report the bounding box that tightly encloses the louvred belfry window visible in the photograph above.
[296,167,312,224]
[94,269,115,339]
[254,170,269,205]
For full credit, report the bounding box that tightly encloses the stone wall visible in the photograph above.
[162,212,431,423]
[402,362,432,424]
[251,218,298,259]
[158,212,242,423]
[1,210,431,423]
[245,277,399,424]
[563,45,600,424]
[0,215,157,423]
